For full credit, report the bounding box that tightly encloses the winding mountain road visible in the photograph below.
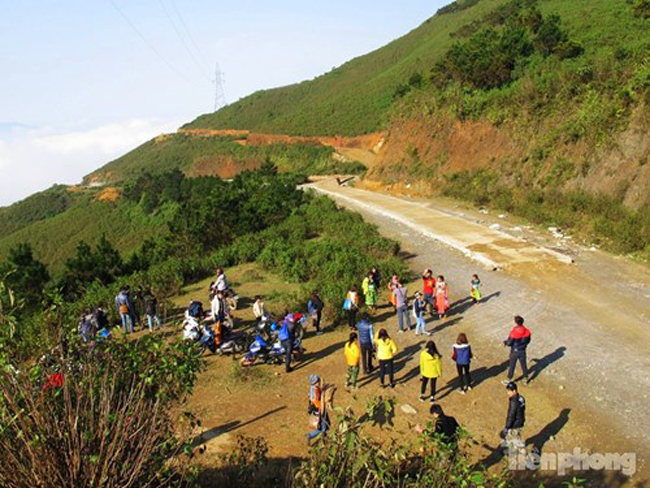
[306,177,650,480]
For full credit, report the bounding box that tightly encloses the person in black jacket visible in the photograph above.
[501,382,526,458]
[416,404,459,446]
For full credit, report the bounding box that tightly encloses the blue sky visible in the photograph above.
[0,0,446,205]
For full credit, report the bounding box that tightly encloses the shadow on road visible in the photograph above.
[526,408,571,454]
[529,346,567,382]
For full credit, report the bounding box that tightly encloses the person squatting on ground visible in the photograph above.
[452,333,473,393]
[307,291,325,334]
[307,375,330,443]
[344,332,361,390]
[501,381,526,458]
[375,328,398,388]
[357,314,375,375]
[413,291,427,336]
[503,315,532,384]
[422,269,436,316]
[362,271,379,314]
[344,285,360,330]
[420,340,442,402]
[415,404,460,446]
[394,280,411,333]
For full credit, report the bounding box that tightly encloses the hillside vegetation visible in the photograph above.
[88,133,364,183]
[184,0,649,256]
[184,0,648,138]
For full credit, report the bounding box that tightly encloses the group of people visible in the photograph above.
[114,285,161,334]
[307,266,531,455]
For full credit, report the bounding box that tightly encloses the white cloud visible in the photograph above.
[0,119,180,207]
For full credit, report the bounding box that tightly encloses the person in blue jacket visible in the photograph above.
[356,313,375,375]
[452,333,473,393]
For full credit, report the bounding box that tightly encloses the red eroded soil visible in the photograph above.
[188,155,263,179]
[178,128,385,153]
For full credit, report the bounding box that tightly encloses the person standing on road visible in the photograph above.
[253,295,269,321]
[413,292,427,336]
[344,285,359,330]
[394,280,411,333]
[115,286,134,334]
[375,328,398,388]
[308,291,325,335]
[470,274,482,303]
[422,269,436,317]
[371,266,381,290]
[279,313,297,373]
[388,274,399,311]
[357,313,375,374]
[501,382,526,458]
[502,315,532,384]
[452,333,473,393]
[435,275,450,318]
[420,340,442,402]
[215,267,228,293]
[344,332,361,390]
[362,272,378,314]
[144,289,161,331]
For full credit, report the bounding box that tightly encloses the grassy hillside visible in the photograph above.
[184,0,648,138]
[184,0,504,135]
[0,191,172,275]
[88,133,364,183]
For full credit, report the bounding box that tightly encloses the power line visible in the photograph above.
[169,0,210,67]
[158,0,211,82]
[107,0,197,85]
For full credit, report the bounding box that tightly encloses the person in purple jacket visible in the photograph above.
[452,333,473,394]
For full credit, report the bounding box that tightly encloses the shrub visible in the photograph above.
[293,399,510,487]
[0,336,202,487]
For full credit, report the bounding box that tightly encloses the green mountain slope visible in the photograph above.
[0,190,172,274]
[184,0,648,137]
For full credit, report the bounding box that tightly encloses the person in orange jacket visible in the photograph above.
[344,332,361,389]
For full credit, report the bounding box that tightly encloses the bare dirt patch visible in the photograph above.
[96,186,120,203]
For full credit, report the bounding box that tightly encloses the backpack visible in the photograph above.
[278,322,291,342]
[188,300,204,319]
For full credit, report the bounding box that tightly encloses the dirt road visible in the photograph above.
[301,178,650,482]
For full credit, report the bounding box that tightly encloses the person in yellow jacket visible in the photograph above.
[420,340,443,402]
[344,332,361,389]
[375,328,398,388]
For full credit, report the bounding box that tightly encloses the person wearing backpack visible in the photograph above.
[344,285,359,330]
[114,286,133,334]
[452,333,473,393]
[413,292,427,336]
[307,291,325,335]
[394,281,411,333]
[279,313,297,373]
